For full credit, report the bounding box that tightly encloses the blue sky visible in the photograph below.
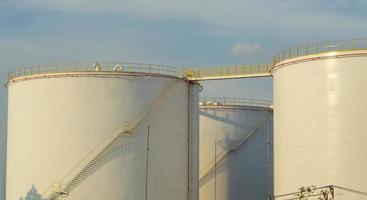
[0,0,366,198]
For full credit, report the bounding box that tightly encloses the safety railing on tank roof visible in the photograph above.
[184,64,272,80]
[273,38,367,65]
[7,62,183,81]
[200,98,272,108]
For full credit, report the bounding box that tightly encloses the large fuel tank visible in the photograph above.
[199,98,273,200]
[273,41,367,199]
[7,63,200,200]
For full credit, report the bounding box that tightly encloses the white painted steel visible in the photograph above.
[273,50,367,199]
[199,104,273,200]
[7,72,200,200]
[0,129,5,200]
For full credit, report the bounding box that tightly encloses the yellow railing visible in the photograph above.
[273,38,367,65]
[7,38,367,82]
[200,98,272,108]
[8,62,182,81]
[7,63,273,82]
[184,64,272,80]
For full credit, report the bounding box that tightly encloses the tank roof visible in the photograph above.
[7,62,184,85]
[273,38,367,65]
[199,98,273,109]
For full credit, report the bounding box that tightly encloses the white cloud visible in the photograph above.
[230,42,264,57]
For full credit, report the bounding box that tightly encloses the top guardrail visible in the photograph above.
[8,62,273,83]
[273,38,367,65]
[184,64,272,80]
[7,62,183,82]
[200,97,273,108]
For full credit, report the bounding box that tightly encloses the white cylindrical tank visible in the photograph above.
[273,43,367,199]
[0,129,5,200]
[199,98,273,200]
[6,63,200,200]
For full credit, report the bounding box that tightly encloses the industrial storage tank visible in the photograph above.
[6,63,200,200]
[0,130,5,200]
[199,98,273,200]
[272,39,367,199]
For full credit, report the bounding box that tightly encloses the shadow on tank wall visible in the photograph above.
[199,108,273,200]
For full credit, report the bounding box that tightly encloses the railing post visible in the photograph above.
[327,42,331,51]
[289,48,291,58]
[316,43,319,53]
[340,41,344,50]
[306,46,308,55]
[297,47,299,56]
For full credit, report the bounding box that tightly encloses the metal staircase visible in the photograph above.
[43,80,179,200]
[48,139,133,200]
[199,113,272,184]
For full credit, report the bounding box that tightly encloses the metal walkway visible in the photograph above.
[7,63,273,85]
[184,64,272,81]
[7,38,367,83]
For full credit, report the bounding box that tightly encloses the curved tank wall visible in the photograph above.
[0,126,5,200]
[273,50,367,199]
[6,64,200,200]
[199,99,273,200]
